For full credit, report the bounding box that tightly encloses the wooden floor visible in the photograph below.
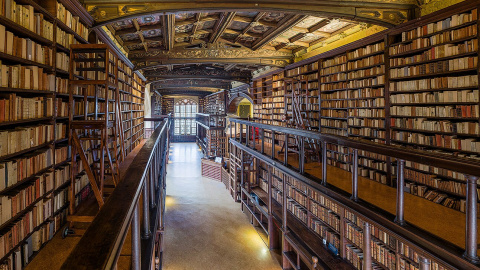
[26,140,148,270]
[249,141,479,255]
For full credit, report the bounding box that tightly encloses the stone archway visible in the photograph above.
[227,92,254,115]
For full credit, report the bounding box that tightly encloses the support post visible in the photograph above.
[284,133,288,166]
[132,202,141,270]
[271,131,275,159]
[322,141,327,185]
[419,257,431,270]
[299,137,305,174]
[150,165,156,208]
[464,175,479,263]
[239,124,243,143]
[363,222,372,270]
[261,128,265,154]
[395,159,405,225]
[142,183,151,239]
[351,149,358,201]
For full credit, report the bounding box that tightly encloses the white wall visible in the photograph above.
[144,83,152,129]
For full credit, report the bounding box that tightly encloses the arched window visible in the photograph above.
[174,99,198,136]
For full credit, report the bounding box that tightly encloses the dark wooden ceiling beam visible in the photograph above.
[308,19,330,32]
[163,14,175,51]
[189,13,202,43]
[209,12,237,43]
[116,23,162,36]
[309,23,356,47]
[123,36,163,46]
[251,14,307,50]
[132,19,148,52]
[233,15,276,27]
[233,12,266,43]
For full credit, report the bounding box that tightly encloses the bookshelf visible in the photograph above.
[251,3,480,214]
[0,0,91,268]
[240,153,454,270]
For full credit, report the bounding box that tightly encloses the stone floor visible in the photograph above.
[163,143,281,270]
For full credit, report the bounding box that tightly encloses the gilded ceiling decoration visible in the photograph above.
[87,0,418,94]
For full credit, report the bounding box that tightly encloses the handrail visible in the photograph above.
[229,118,480,176]
[228,118,480,269]
[61,118,170,270]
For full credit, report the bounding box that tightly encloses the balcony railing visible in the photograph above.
[61,118,171,270]
[228,118,480,270]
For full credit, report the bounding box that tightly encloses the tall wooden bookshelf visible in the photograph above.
[251,2,480,214]
[244,157,454,270]
[0,0,90,268]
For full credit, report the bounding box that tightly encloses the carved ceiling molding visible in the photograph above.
[132,42,292,69]
[146,66,252,83]
[85,1,417,27]
[151,79,231,89]
[156,89,218,97]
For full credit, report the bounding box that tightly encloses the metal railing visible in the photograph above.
[61,117,171,270]
[229,118,480,270]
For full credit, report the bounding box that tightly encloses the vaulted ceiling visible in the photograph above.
[85,0,419,96]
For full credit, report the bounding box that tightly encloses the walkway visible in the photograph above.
[163,143,281,270]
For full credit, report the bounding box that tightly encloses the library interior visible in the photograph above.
[0,0,480,269]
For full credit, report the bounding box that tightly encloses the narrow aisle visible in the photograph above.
[163,143,281,270]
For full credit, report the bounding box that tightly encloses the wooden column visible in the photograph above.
[322,141,327,185]
[142,181,151,239]
[351,149,358,201]
[464,175,479,263]
[363,221,372,270]
[395,159,405,225]
[132,203,141,270]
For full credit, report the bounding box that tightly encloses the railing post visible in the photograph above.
[252,126,256,150]
[150,164,156,208]
[261,128,265,154]
[363,221,372,270]
[246,124,250,147]
[419,257,431,270]
[351,149,358,201]
[271,130,275,159]
[284,133,288,166]
[299,137,305,174]
[132,202,141,270]
[235,122,237,140]
[142,182,151,239]
[239,124,243,143]
[395,159,405,225]
[464,175,479,263]
[322,141,327,185]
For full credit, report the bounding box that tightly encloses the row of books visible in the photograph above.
[347,66,385,80]
[0,95,53,122]
[0,148,52,190]
[309,201,341,232]
[391,118,479,135]
[348,98,385,108]
[0,124,53,157]
[310,219,340,251]
[347,42,385,59]
[393,131,480,152]
[345,221,363,248]
[320,73,346,83]
[321,118,347,128]
[348,108,385,118]
[287,199,307,223]
[405,168,469,196]
[371,240,396,270]
[347,55,384,70]
[392,25,477,55]
[349,117,385,129]
[0,61,56,91]
[3,2,55,42]
[56,1,88,40]
[400,10,477,41]
[56,26,81,49]
[391,105,477,118]
[390,39,478,67]
[285,61,318,77]
[389,75,478,91]
[0,26,53,66]
[322,55,347,68]
[389,57,478,78]
[390,89,479,104]
[320,63,347,76]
